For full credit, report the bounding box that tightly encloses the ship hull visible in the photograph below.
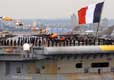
[0,53,114,80]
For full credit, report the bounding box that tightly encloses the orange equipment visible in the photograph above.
[60,36,65,41]
[2,16,13,21]
[49,33,58,39]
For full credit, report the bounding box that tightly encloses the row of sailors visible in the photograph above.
[0,36,113,47]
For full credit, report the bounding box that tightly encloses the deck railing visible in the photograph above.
[0,38,113,47]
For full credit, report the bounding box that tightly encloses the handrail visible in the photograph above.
[0,39,113,47]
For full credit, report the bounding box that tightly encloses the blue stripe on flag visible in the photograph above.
[93,2,104,23]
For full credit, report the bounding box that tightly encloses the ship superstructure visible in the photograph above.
[0,33,114,80]
[0,14,114,80]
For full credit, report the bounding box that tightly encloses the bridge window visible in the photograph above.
[91,62,109,68]
[75,63,82,68]
[42,66,45,69]
[16,67,21,73]
[36,68,40,74]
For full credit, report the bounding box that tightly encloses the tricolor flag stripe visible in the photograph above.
[78,7,88,24]
[86,4,96,24]
[78,2,104,24]
[93,2,104,23]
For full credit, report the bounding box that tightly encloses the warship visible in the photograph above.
[0,2,114,79]
[0,25,114,80]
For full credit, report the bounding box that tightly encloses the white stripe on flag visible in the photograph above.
[86,4,96,24]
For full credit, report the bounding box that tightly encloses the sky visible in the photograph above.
[0,0,114,19]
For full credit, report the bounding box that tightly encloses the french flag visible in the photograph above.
[78,2,104,24]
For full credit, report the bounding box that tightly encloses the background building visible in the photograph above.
[71,14,78,31]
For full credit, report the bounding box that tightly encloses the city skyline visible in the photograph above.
[0,0,114,19]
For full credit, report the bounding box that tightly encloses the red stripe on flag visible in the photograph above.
[78,7,88,24]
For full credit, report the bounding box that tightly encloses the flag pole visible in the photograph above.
[95,23,100,42]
